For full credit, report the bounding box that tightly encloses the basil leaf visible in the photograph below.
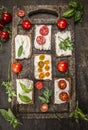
[0,109,11,121]
[69,1,78,9]
[20,82,33,93]
[19,94,32,103]
[62,8,75,18]
[18,45,23,57]
[8,108,15,119]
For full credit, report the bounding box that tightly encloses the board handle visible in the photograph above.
[28,8,58,17]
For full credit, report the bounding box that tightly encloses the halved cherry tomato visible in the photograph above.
[39,25,49,36]
[0,31,9,41]
[59,92,69,101]
[22,20,32,30]
[57,61,68,72]
[57,19,67,29]
[2,12,12,23]
[40,103,48,112]
[35,81,43,90]
[58,79,67,89]
[12,62,22,73]
[17,9,25,17]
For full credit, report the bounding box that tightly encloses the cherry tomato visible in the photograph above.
[12,62,23,73]
[17,9,25,17]
[58,79,67,89]
[35,81,43,90]
[22,20,32,30]
[0,19,4,30]
[39,25,49,36]
[0,31,9,41]
[2,12,12,23]
[57,19,67,29]
[57,61,68,72]
[59,92,69,101]
[40,103,48,112]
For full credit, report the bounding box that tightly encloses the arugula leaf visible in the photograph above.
[18,45,23,57]
[39,87,52,104]
[59,36,73,51]
[19,94,32,103]
[69,101,88,123]
[20,82,33,93]
[0,108,22,130]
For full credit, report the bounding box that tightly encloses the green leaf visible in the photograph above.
[69,1,78,9]
[18,45,23,57]
[19,94,32,103]
[0,109,11,121]
[0,108,22,130]
[74,10,84,23]
[20,82,33,93]
[59,36,73,51]
[62,8,75,18]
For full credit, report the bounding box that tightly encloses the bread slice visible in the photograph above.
[34,25,51,50]
[15,34,32,59]
[16,79,34,104]
[54,78,71,104]
[34,54,52,80]
[55,31,72,57]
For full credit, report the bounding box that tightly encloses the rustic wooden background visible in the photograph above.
[0,0,88,130]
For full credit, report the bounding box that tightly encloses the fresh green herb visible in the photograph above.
[20,82,33,93]
[59,36,73,51]
[1,81,16,102]
[18,45,23,57]
[0,108,22,130]
[39,87,52,104]
[19,94,32,103]
[69,101,88,123]
[62,1,84,23]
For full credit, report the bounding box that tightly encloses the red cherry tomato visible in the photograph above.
[0,19,4,30]
[17,9,25,17]
[12,62,23,73]
[22,20,32,30]
[58,80,67,89]
[39,25,49,36]
[36,36,46,45]
[57,19,67,29]
[2,12,12,23]
[0,31,9,41]
[35,81,43,90]
[40,103,48,112]
[59,92,69,101]
[57,61,68,72]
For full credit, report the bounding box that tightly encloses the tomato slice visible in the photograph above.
[35,81,43,90]
[39,25,49,36]
[59,92,69,101]
[58,80,67,89]
[36,35,46,45]
[17,9,25,17]
[40,103,48,112]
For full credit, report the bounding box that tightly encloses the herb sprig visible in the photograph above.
[62,1,84,23]
[39,87,52,104]
[69,101,88,123]
[59,36,73,51]
[0,108,22,130]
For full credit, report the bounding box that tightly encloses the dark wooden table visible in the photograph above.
[0,0,88,130]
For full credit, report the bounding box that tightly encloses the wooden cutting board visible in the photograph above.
[11,5,76,119]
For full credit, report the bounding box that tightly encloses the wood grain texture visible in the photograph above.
[11,5,76,119]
